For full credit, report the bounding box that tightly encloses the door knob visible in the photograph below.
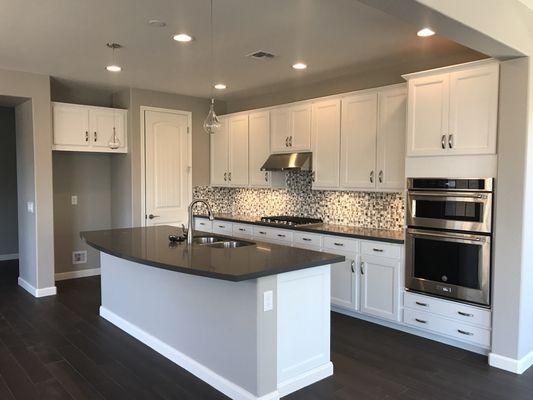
[148,214,159,219]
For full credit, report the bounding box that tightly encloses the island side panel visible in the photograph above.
[99,252,277,399]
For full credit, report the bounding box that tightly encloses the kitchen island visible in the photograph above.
[82,225,344,400]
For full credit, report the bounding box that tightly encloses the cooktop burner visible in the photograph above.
[259,216,323,227]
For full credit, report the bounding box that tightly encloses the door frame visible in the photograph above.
[139,106,192,227]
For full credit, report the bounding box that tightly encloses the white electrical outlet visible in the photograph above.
[263,290,273,312]
[72,250,87,265]
[71,195,78,205]
[27,201,34,213]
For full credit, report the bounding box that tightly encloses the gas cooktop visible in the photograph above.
[259,216,323,227]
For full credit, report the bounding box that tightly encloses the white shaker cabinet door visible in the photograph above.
[376,87,407,191]
[89,107,125,150]
[52,103,90,149]
[448,63,499,155]
[210,117,229,186]
[249,111,271,187]
[340,92,378,190]
[312,99,341,189]
[289,104,312,151]
[406,73,449,156]
[228,114,249,186]
[330,250,359,311]
[270,106,291,153]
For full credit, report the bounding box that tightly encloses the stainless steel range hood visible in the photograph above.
[260,152,312,171]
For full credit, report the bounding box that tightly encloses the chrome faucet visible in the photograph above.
[187,199,214,244]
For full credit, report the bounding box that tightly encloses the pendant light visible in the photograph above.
[203,0,221,135]
[106,43,122,149]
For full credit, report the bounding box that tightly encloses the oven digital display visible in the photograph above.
[410,179,489,191]
[415,200,483,222]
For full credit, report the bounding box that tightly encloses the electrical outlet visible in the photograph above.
[72,250,87,265]
[263,290,273,312]
[71,195,78,205]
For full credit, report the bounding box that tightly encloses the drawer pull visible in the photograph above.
[238,228,246,232]
[258,231,266,235]
[458,311,474,317]
[415,318,427,324]
[457,329,474,336]
[350,260,355,273]
[199,223,205,226]
[277,234,286,238]
[218,225,225,228]
[334,242,344,247]
[302,238,312,242]
[415,301,429,307]
[372,248,384,253]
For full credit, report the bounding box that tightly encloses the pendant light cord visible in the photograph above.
[210,0,214,100]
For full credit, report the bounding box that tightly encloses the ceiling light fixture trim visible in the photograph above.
[292,62,307,70]
[417,27,435,37]
[173,33,194,42]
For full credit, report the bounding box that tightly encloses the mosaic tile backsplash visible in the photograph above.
[193,172,405,231]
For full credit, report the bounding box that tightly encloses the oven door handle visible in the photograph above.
[408,229,488,243]
[409,191,488,199]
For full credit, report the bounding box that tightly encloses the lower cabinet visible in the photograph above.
[330,250,360,311]
[360,254,401,322]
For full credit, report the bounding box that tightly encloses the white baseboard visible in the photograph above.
[277,362,333,398]
[489,350,533,374]
[18,277,57,298]
[0,253,18,261]
[100,306,280,400]
[55,268,101,281]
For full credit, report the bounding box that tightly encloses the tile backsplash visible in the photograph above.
[193,172,405,231]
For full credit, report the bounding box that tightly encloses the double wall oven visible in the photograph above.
[405,178,493,306]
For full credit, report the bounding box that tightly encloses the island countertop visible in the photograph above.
[82,225,345,282]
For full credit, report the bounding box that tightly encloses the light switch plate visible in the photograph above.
[27,201,34,213]
[71,195,78,205]
[263,290,273,312]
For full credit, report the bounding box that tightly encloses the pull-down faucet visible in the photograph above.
[187,199,214,244]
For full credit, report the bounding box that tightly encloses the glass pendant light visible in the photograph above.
[108,126,121,149]
[203,0,220,135]
[106,43,122,149]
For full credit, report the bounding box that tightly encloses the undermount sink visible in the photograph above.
[192,236,255,249]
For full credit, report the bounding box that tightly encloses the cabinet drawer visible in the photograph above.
[404,292,491,328]
[293,232,322,248]
[194,218,212,233]
[404,308,490,348]
[323,236,358,253]
[361,241,402,259]
[212,220,233,235]
[233,223,252,237]
[252,226,292,243]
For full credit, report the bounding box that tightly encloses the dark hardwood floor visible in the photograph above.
[0,260,532,400]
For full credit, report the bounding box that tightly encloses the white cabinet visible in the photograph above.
[405,60,499,157]
[210,114,249,187]
[212,220,233,235]
[312,99,341,189]
[270,104,311,153]
[360,254,401,322]
[249,111,271,187]
[52,102,127,153]
[329,249,359,311]
[194,218,213,233]
[340,92,378,190]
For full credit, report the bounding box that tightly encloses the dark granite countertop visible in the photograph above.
[82,226,345,282]
[196,213,405,244]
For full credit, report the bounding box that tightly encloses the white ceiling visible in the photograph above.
[0,0,484,100]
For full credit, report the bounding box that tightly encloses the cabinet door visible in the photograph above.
[376,87,407,191]
[406,73,449,156]
[89,107,126,151]
[448,63,499,155]
[340,92,378,190]
[249,111,271,187]
[290,104,312,151]
[270,107,291,152]
[228,114,249,186]
[210,117,229,186]
[312,99,341,188]
[52,103,90,149]
[330,250,359,311]
[360,255,400,322]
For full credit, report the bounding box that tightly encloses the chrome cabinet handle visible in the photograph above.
[458,311,474,317]
[285,137,289,147]
[415,301,428,307]
[258,231,266,235]
[415,318,428,324]
[350,260,355,273]
[224,172,227,181]
[333,242,344,247]
[289,136,293,146]
[378,170,383,184]
[441,134,446,149]
[277,234,286,238]
[264,172,268,182]
[457,329,474,336]
[360,262,365,275]
[228,172,232,181]
[448,134,454,149]
[370,170,374,184]
[148,214,159,219]
[218,225,225,228]
[302,238,312,242]
[85,131,89,142]
[312,171,316,182]
[199,222,205,226]
[238,228,246,232]
[372,248,384,253]
[94,131,97,142]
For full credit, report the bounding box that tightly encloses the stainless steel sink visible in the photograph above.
[192,236,255,249]
[191,236,226,244]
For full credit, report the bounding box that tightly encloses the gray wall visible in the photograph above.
[53,152,112,274]
[0,107,18,256]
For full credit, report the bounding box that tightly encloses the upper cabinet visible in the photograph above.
[270,104,311,153]
[404,60,499,157]
[249,111,274,187]
[52,102,127,153]
[312,99,341,188]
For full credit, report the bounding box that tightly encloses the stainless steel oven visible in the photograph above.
[405,178,494,306]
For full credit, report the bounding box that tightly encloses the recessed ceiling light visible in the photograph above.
[292,62,307,70]
[173,33,193,42]
[148,19,167,27]
[106,65,122,72]
[417,28,435,37]
[214,83,227,90]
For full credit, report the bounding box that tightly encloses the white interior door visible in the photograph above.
[144,109,191,227]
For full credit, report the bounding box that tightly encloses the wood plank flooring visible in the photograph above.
[0,260,532,399]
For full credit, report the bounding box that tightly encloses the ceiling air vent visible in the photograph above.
[247,51,276,60]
